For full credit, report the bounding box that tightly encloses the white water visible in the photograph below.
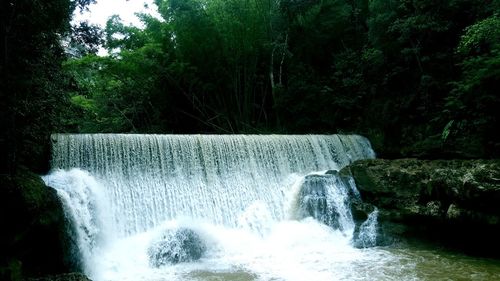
[357,208,379,248]
[49,134,375,236]
[42,169,110,277]
[44,134,390,280]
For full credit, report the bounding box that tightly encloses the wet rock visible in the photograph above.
[349,201,397,248]
[294,175,332,225]
[0,168,81,281]
[340,159,500,256]
[148,228,206,266]
[293,173,358,231]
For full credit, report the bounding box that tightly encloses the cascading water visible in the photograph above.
[288,172,360,233]
[48,134,374,237]
[356,208,379,248]
[43,134,500,281]
[44,134,378,280]
[42,169,109,276]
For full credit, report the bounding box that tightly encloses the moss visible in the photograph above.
[0,259,22,281]
[11,170,48,212]
[342,158,500,257]
[0,169,81,280]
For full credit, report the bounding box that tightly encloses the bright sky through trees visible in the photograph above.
[73,0,161,28]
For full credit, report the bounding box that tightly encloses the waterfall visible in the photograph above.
[42,169,109,275]
[356,208,379,248]
[288,172,359,234]
[45,134,377,281]
[49,134,374,236]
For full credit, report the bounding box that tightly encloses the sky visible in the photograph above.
[73,0,162,28]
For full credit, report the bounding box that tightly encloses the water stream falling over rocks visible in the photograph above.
[42,134,500,281]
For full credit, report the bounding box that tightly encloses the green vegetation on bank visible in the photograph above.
[1,0,500,173]
[0,0,97,173]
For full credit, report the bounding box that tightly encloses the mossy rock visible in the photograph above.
[341,159,500,257]
[0,168,81,281]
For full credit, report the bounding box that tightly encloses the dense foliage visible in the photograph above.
[0,0,96,173]
[66,0,499,158]
[1,0,499,173]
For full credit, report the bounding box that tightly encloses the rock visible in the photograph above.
[0,168,81,281]
[148,228,206,267]
[340,159,500,256]
[292,173,359,231]
[294,174,333,226]
[348,200,398,248]
[27,272,92,281]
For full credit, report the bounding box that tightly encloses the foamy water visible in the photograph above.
[43,134,500,281]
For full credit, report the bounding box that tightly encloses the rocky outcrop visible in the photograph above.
[148,228,207,266]
[291,172,357,230]
[340,159,500,256]
[0,169,81,281]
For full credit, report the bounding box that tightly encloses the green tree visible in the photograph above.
[443,15,500,157]
[66,13,188,133]
[0,0,95,173]
[62,0,499,158]
[275,0,369,132]
[360,0,494,156]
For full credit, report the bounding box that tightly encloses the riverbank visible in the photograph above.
[341,158,500,257]
[0,169,83,281]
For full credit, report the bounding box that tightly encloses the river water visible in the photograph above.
[43,134,500,281]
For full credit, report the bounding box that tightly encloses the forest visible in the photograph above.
[1,0,499,174]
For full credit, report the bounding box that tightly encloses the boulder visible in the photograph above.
[294,174,334,227]
[0,168,81,281]
[148,228,206,267]
[292,173,360,231]
[340,159,500,256]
